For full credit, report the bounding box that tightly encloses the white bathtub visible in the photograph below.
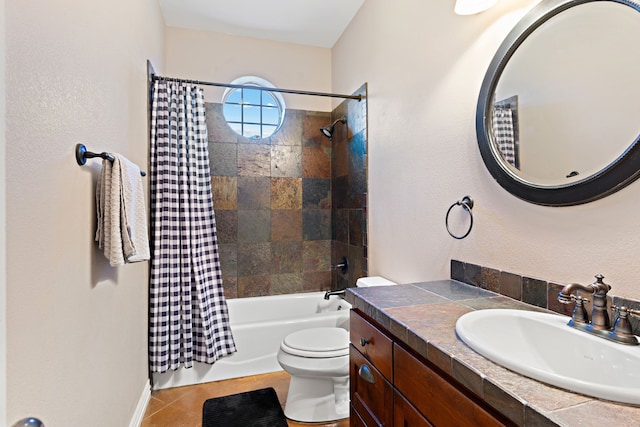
[152,291,351,390]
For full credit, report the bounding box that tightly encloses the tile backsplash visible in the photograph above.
[451,259,640,336]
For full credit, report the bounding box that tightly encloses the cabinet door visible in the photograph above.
[394,344,508,427]
[394,390,433,427]
[350,345,393,427]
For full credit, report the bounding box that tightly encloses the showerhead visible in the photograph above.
[320,117,347,140]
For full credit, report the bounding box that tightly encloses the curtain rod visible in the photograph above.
[151,74,363,101]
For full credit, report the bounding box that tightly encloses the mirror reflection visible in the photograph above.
[490,1,640,186]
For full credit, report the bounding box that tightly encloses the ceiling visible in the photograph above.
[158,0,366,48]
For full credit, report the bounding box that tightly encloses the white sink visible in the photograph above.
[455,309,640,405]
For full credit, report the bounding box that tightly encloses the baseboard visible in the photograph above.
[152,359,282,390]
[129,379,151,427]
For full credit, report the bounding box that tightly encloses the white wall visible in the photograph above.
[333,0,640,300]
[164,27,333,112]
[5,0,164,425]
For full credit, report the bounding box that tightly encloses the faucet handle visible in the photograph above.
[611,306,640,345]
[614,305,640,318]
[571,295,590,324]
[574,294,590,303]
[558,291,591,305]
[613,306,632,332]
[565,294,590,304]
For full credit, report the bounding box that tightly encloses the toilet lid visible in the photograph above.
[281,327,349,358]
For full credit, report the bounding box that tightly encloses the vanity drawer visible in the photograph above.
[350,310,393,380]
[350,344,393,427]
[394,344,508,427]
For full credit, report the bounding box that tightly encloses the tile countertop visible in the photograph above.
[344,280,640,427]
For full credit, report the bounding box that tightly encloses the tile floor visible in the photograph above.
[141,371,350,427]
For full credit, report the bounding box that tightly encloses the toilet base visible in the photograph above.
[284,375,349,423]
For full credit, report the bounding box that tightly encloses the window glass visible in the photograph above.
[263,107,280,125]
[226,90,242,104]
[243,105,261,124]
[243,89,261,105]
[244,124,261,139]
[222,77,285,139]
[263,92,278,107]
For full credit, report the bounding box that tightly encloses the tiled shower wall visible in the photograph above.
[332,84,368,289]
[206,86,367,299]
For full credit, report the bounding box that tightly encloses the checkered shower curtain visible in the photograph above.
[492,106,518,168]
[149,80,236,373]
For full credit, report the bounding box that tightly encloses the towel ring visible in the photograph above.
[446,196,474,239]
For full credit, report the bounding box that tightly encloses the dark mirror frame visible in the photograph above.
[476,0,640,206]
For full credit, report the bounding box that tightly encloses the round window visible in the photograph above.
[222,76,286,139]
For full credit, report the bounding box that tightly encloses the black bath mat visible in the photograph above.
[202,387,288,427]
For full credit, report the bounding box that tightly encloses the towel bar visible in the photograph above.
[75,143,146,176]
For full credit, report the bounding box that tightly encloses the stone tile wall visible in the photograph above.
[451,259,640,335]
[207,84,368,299]
[331,84,368,290]
[207,105,333,298]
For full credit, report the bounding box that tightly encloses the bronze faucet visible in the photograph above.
[558,274,639,345]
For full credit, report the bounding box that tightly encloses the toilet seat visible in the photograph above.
[281,327,349,358]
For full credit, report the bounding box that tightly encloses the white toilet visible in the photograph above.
[277,276,396,422]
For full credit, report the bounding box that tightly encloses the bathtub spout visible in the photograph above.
[324,288,346,300]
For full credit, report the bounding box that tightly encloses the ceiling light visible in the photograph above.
[455,0,498,15]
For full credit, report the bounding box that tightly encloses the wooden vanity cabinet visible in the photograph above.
[350,309,512,427]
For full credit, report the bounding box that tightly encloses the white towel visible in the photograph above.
[96,154,150,266]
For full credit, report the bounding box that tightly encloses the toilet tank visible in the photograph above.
[355,276,397,287]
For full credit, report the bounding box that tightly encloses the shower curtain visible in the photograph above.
[149,80,236,373]
[492,106,518,168]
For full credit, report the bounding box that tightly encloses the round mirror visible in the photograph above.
[476,0,640,206]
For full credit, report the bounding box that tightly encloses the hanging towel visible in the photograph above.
[96,154,150,266]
